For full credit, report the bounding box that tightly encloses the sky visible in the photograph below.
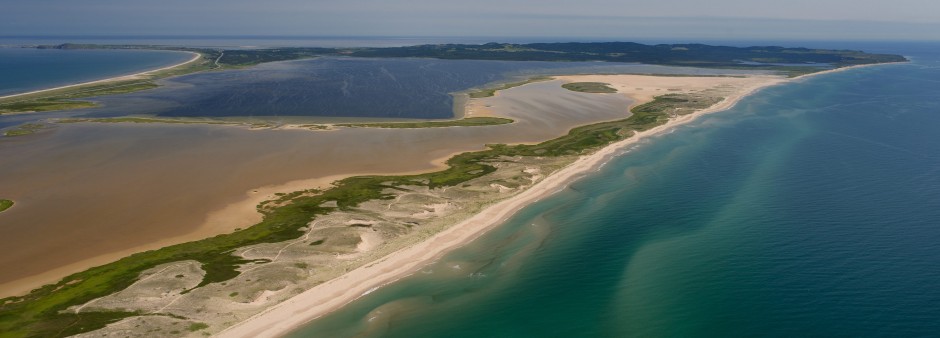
[2,0,939,41]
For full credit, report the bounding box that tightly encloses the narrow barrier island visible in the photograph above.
[338,117,513,128]
[2,123,46,137]
[54,117,275,129]
[0,90,708,337]
[467,77,552,98]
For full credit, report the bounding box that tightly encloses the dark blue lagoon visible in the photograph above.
[290,44,940,337]
[69,57,758,120]
[0,48,193,96]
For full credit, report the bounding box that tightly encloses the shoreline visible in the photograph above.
[0,51,200,101]
[214,70,818,337]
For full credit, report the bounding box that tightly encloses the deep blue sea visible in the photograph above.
[0,48,193,96]
[288,42,940,337]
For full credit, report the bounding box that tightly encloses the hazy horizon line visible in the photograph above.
[2,34,939,42]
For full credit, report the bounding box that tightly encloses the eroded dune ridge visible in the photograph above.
[23,73,787,337]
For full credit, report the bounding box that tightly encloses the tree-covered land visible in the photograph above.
[40,41,906,70]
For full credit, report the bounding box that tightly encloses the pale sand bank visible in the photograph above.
[216,73,790,337]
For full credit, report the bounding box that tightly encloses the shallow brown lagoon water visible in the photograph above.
[0,80,632,295]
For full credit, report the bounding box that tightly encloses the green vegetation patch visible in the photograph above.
[631,93,722,116]
[339,117,513,129]
[294,124,331,130]
[0,200,13,213]
[3,123,46,137]
[0,81,160,115]
[561,82,618,93]
[0,100,96,115]
[187,322,209,332]
[467,76,551,98]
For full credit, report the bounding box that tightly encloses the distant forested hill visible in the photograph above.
[342,42,906,68]
[42,41,907,72]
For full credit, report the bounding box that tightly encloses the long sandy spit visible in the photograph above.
[0,51,200,101]
[216,64,892,337]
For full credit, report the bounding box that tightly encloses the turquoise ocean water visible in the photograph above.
[290,43,940,337]
[0,48,193,96]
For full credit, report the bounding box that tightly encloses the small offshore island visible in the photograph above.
[0,199,13,213]
[0,42,906,337]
